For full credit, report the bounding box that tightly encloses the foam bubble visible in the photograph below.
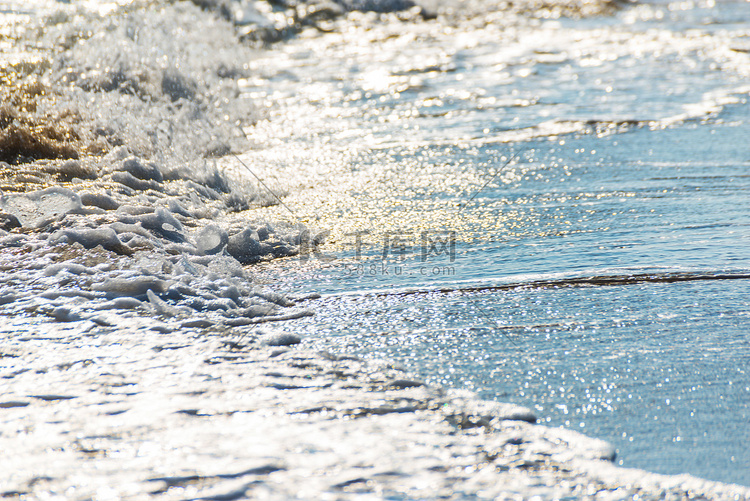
[0,187,82,228]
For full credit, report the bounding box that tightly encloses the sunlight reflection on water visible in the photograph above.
[244,1,750,485]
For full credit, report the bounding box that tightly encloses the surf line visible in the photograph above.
[365,272,750,299]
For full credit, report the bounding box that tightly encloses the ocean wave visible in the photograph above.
[0,0,633,329]
[362,270,750,298]
[0,1,320,327]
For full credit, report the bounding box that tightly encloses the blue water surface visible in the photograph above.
[249,0,750,486]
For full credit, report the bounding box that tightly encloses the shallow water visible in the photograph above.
[2,0,749,491]
[243,0,750,486]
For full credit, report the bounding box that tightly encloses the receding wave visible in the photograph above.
[369,271,750,298]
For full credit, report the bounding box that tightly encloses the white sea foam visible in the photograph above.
[0,1,333,329]
[0,187,83,228]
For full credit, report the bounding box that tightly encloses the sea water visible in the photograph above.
[2,0,749,490]
[240,0,750,486]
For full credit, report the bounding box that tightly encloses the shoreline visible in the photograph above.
[2,317,749,499]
